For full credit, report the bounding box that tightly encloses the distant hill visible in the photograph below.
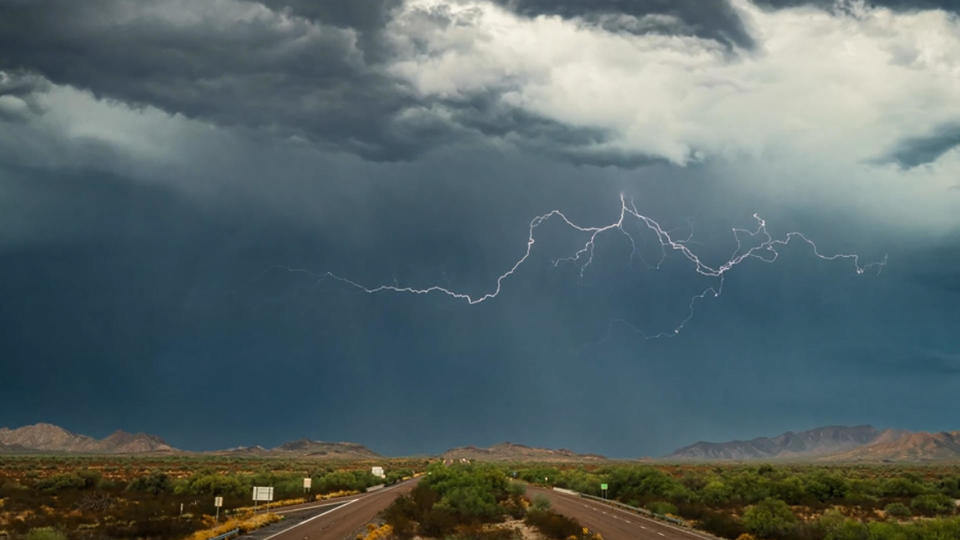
[213,439,382,459]
[0,423,175,454]
[666,425,960,462]
[0,441,31,453]
[0,424,382,459]
[443,442,607,463]
[826,430,960,462]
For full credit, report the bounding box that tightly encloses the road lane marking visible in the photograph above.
[258,479,420,540]
[274,501,344,515]
[538,487,716,540]
[262,499,359,540]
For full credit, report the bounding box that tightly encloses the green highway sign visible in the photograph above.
[601,483,608,490]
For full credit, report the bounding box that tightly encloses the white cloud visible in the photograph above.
[385,0,960,227]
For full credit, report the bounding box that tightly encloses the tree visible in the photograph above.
[742,498,796,539]
[703,480,733,505]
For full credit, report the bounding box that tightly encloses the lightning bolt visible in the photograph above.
[281,194,886,338]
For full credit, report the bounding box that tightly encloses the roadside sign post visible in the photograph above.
[214,496,223,523]
[600,483,608,499]
[252,486,274,514]
[303,477,312,495]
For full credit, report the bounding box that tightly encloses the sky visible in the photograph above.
[1,0,959,458]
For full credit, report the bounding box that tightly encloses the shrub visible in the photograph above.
[418,507,458,537]
[531,495,551,512]
[34,473,86,492]
[25,528,67,540]
[126,471,172,495]
[742,498,796,539]
[702,480,733,505]
[883,502,911,519]
[647,500,679,515]
[910,493,955,516]
[697,510,746,538]
[525,509,582,539]
[184,512,282,540]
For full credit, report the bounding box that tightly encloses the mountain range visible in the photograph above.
[211,438,382,459]
[4,423,959,462]
[0,423,382,458]
[0,423,175,454]
[442,442,607,462]
[666,425,960,462]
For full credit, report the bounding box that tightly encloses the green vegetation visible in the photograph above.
[742,498,796,538]
[524,509,585,539]
[23,529,66,540]
[381,463,600,539]
[882,502,911,518]
[513,462,960,540]
[4,457,960,540]
[0,455,427,539]
[382,463,519,537]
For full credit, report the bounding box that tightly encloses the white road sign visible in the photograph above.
[303,477,312,489]
[214,496,223,508]
[252,486,274,502]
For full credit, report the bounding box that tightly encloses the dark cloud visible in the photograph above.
[0,70,49,121]
[261,0,400,30]
[758,0,960,12]
[2,144,954,455]
[493,0,754,48]
[259,0,403,63]
[878,123,960,168]
[0,0,434,161]
[0,0,645,163]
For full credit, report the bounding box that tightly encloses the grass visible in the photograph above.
[184,512,283,540]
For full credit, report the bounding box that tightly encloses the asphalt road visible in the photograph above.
[245,478,420,540]
[238,502,348,540]
[526,485,717,540]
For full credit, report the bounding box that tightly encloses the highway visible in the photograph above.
[239,478,419,540]
[525,485,718,540]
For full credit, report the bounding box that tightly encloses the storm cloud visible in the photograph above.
[880,123,960,168]
[1,0,959,456]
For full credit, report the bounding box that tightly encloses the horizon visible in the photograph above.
[3,0,960,459]
[0,420,946,459]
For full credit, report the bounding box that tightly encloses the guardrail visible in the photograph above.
[549,488,722,540]
[207,528,240,540]
[580,493,686,525]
